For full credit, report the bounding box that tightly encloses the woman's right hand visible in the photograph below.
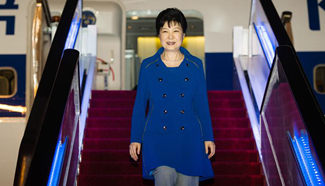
[129,142,141,161]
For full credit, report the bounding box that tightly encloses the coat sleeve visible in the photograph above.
[130,62,149,143]
[193,60,214,141]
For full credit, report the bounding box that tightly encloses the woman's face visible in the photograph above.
[159,21,184,52]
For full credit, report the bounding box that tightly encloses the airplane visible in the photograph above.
[0,0,324,185]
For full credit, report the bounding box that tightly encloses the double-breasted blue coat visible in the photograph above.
[130,47,214,181]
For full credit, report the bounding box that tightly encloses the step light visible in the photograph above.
[48,136,67,186]
[289,129,324,185]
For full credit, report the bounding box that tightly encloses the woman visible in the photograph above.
[129,8,215,186]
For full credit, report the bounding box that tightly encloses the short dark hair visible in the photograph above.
[156,8,187,35]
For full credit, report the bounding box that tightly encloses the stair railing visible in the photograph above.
[234,0,325,185]
[14,0,82,185]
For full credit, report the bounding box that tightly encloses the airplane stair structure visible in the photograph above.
[78,90,265,186]
[14,0,325,185]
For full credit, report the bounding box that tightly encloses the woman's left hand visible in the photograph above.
[204,141,216,159]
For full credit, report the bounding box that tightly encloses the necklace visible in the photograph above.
[161,52,184,63]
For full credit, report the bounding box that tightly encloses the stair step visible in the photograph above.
[86,117,251,129]
[90,99,135,108]
[91,90,243,100]
[84,128,252,139]
[86,117,132,127]
[92,90,137,98]
[88,108,133,117]
[78,174,153,186]
[79,161,261,175]
[83,138,255,150]
[88,107,247,118]
[201,175,264,186]
[89,98,245,109]
[210,108,247,118]
[78,174,264,186]
[81,149,259,163]
[212,118,250,128]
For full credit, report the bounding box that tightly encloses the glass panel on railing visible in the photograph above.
[48,64,80,186]
[247,0,278,110]
[261,54,325,185]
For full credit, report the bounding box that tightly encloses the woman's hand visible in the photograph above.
[129,142,141,161]
[204,141,216,159]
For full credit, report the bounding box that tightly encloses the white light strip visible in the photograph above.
[255,25,275,67]
[262,113,285,185]
[234,57,270,186]
[64,18,80,49]
[79,56,96,150]
[64,0,82,50]
[233,58,261,151]
[0,104,27,114]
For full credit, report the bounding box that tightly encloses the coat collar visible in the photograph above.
[155,47,192,59]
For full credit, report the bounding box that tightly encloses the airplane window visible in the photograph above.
[314,65,325,94]
[0,68,17,97]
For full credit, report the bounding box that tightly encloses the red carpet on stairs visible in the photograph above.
[78,90,265,186]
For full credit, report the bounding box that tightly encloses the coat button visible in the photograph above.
[162,93,167,98]
[184,77,189,81]
[158,78,163,82]
[163,126,167,130]
[180,126,185,130]
[156,63,159,67]
[163,109,168,114]
[186,63,189,67]
[180,93,184,97]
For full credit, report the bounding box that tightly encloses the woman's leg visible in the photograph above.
[175,172,199,186]
[153,166,177,186]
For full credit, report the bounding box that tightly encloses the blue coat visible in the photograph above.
[130,47,214,181]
